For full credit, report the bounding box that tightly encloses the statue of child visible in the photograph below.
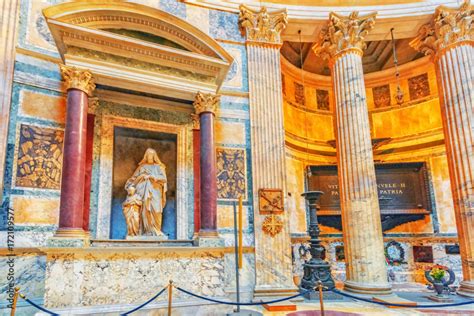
[122,185,142,237]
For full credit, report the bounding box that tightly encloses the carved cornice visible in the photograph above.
[410,1,474,56]
[59,64,95,96]
[238,4,288,45]
[312,11,376,60]
[193,92,219,115]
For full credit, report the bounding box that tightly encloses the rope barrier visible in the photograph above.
[176,286,311,306]
[120,286,167,315]
[19,296,59,316]
[331,288,474,308]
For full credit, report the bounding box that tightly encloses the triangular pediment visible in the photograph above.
[43,2,233,101]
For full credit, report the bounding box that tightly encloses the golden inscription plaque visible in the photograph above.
[262,214,284,237]
[258,188,284,214]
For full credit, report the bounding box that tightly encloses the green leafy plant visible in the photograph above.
[429,267,446,282]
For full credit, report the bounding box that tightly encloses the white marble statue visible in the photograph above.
[124,148,167,237]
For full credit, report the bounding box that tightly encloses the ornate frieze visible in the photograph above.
[313,11,376,59]
[411,1,473,56]
[193,92,220,115]
[59,65,95,96]
[238,4,288,45]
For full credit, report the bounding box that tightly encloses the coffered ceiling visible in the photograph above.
[281,37,423,75]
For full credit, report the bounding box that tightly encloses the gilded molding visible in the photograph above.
[312,11,376,60]
[59,65,96,96]
[238,4,288,45]
[193,92,220,115]
[410,1,474,56]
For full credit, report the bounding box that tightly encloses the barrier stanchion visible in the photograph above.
[168,280,173,316]
[317,281,325,316]
[10,287,20,316]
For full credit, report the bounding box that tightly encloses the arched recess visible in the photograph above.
[43,1,233,101]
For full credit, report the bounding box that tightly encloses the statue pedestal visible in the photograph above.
[126,235,168,241]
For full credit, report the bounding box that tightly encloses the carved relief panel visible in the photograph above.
[294,82,305,106]
[15,124,64,189]
[373,84,391,108]
[316,89,330,111]
[408,73,430,101]
[216,147,247,200]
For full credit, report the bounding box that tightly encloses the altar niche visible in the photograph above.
[111,127,177,240]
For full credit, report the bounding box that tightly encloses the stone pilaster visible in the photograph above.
[54,65,95,242]
[239,5,296,296]
[313,11,391,295]
[411,1,474,297]
[0,0,20,200]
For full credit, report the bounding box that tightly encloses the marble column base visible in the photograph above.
[47,235,89,248]
[343,280,392,295]
[196,235,224,247]
[458,280,474,298]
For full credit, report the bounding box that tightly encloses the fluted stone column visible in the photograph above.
[239,5,296,296]
[193,92,222,246]
[411,1,474,297]
[313,12,391,295]
[54,65,95,239]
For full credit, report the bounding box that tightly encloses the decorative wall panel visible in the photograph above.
[316,89,330,110]
[294,82,305,105]
[15,124,63,189]
[216,147,247,200]
[373,84,391,108]
[408,73,430,100]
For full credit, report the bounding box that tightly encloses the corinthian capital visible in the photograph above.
[60,65,95,96]
[410,1,473,56]
[193,92,219,115]
[238,4,288,45]
[313,11,376,59]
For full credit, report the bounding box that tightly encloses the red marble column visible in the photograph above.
[192,114,201,236]
[55,65,95,238]
[194,92,219,236]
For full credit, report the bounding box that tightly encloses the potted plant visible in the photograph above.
[424,264,455,297]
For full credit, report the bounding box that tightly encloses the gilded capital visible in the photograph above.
[238,4,288,45]
[191,113,200,129]
[312,11,376,59]
[60,65,96,96]
[410,1,473,56]
[193,92,219,115]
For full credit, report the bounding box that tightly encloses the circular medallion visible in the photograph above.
[262,215,283,237]
[384,240,406,265]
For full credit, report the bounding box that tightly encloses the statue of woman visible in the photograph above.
[125,148,167,237]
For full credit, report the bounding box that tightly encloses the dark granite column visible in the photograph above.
[193,92,219,238]
[192,114,201,237]
[55,65,95,238]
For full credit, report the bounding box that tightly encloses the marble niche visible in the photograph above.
[96,116,191,240]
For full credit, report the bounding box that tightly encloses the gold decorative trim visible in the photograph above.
[313,11,376,60]
[410,0,473,56]
[238,4,287,45]
[59,64,95,96]
[193,92,219,115]
[262,214,284,237]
